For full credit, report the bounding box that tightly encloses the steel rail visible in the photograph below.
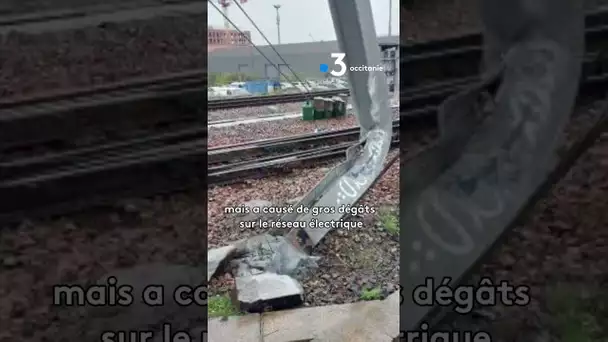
[208,89,350,110]
[208,121,402,164]
[209,122,402,169]
[399,6,608,56]
[209,138,402,185]
[0,125,205,178]
[207,64,608,167]
[208,71,608,185]
[402,23,608,86]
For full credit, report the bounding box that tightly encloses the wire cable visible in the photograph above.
[209,1,314,98]
[230,0,314,95]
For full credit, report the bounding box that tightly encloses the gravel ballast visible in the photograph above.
[0,13,205,98]
[209,109,400,147]
[0,191,206,341]
[208,103,303,122]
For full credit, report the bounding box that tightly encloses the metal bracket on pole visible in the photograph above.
[283,0,393,249]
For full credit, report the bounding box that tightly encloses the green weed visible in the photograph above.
[378,208,399,236]
[208,294,240,318]
[360,287,383,301]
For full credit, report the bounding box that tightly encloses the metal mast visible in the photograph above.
[273,4,281,44]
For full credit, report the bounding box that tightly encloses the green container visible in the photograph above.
[330,99,340,118]
[333,97,345,117]
[313,108,324,120]
[323,98,334,119]
[301,101,315,121]
[338,93,349,115]
[313,97,326,120]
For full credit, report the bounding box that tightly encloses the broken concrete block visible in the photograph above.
[233,272,304,313]
[208,245,237,281]
[232,233,319,279]
[234,262,265,277]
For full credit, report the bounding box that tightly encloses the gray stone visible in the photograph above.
[208,245,237,281]
[261,297,399,342]
[241,199,273,210]
[286,196,304,205]
[81,263,205,340]
[235,262,265,277]
[233,272,304,313]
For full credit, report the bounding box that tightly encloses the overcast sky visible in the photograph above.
[207,0,399,45]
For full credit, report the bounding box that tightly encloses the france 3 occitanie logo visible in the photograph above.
[320,53,346,77]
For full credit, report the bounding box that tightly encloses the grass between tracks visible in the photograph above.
[547,283,608,341]
[359,287,383,301]
[378,207,399,236]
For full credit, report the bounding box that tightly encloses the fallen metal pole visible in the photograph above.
[400,0,585,332]
[283,0,393,249]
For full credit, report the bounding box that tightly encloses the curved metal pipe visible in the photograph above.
[400,0,585,330]
[282,0,393,249]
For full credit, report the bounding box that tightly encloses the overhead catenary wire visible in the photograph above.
[209,1,313,97]
[230,0,314,95]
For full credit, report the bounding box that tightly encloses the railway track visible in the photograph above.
[3,61,608,224]
[0,135,203,224]
[207,70,608,184]
[0,69,203,154]
[208,89,350,111]
[401,7,608,86]
[3,5,604,150]
[0,70,206,224]
[208,121,405,185]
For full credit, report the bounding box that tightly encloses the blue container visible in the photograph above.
[244,80,267,94]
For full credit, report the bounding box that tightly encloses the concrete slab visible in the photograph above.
[262,303,359,342]
[261,292,400,342]
[263,300,397,342]
[208,314,262,342]
[234,273,304,313]
[316,299,398,342]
